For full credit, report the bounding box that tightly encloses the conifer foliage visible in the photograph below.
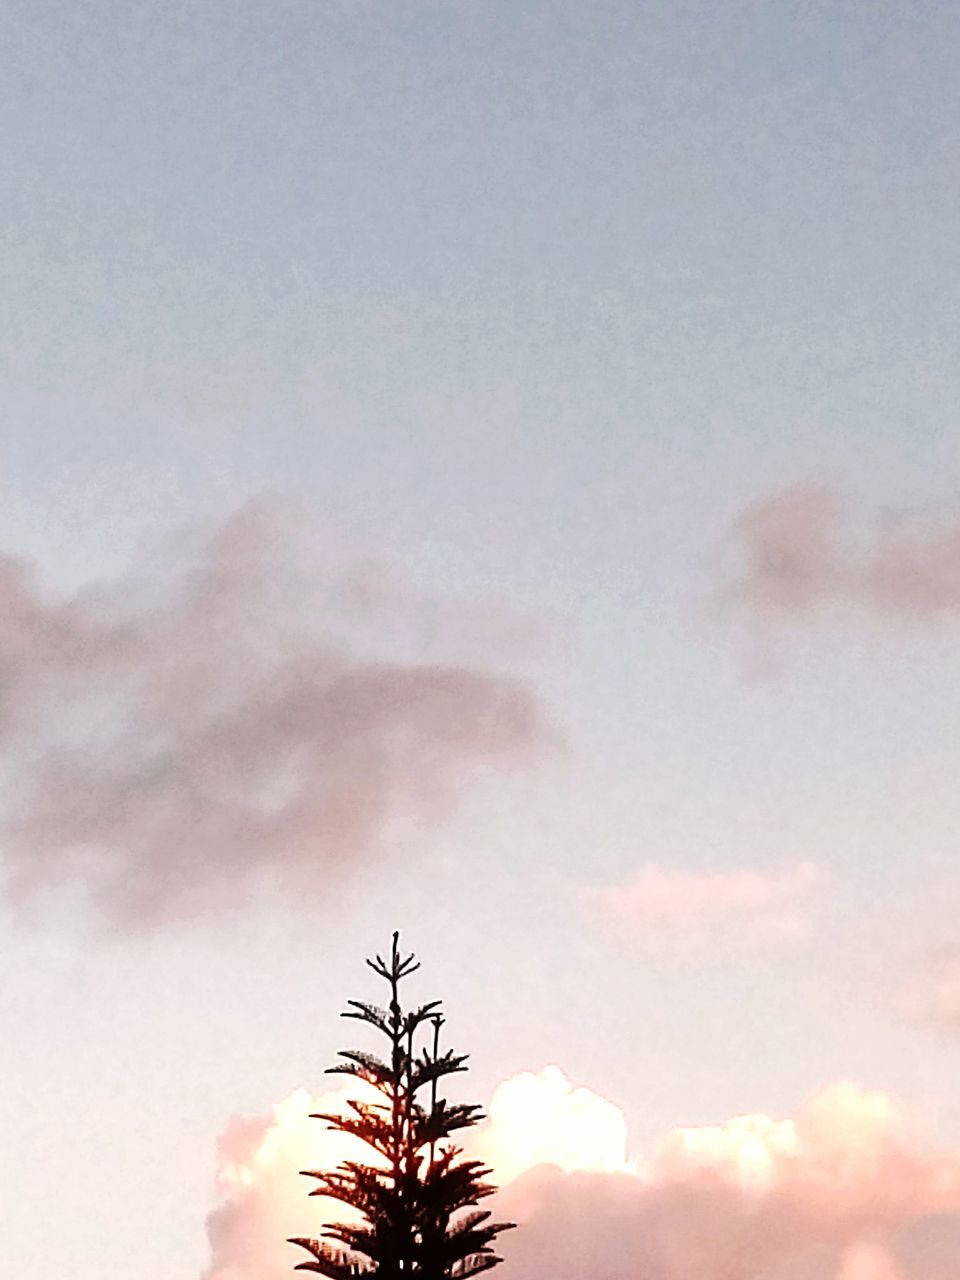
[288,932,514,1279]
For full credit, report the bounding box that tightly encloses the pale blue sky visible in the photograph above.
[2,3,960,1278]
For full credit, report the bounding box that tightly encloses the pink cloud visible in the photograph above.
[203,1085,371,1280]
[591,862,822,952]
[203,1072,960,1280]
[0,501,554,928]
[835,1242,904,1280]
[725,483,845,617]
[500,1077,960,1280]
[723,483,960,629]
[900,945,960,1036]
[202,1068,630,1280]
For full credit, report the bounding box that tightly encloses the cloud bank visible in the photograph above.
[203,1068,960,1280]
[723,484,960,627]
[502,1077,960,1280]
[203,1067,630,1280]
[0,501,552,927]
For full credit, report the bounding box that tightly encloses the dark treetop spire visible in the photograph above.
[288,932,514,1279]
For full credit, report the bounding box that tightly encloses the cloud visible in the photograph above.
[203,1084,369,1280]
[725,484,845,618]
[202,1068,632,1280]
[0,500,553,928]
[498,1078,960,1280]
[900,945,960,1036]
[203,1072,960,1280]
[723,483,960,629]
[590,862,822,953]
[470,1066,635,1185]
[835,1241,904,1280]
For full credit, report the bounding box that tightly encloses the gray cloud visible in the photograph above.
[0,501,553,928]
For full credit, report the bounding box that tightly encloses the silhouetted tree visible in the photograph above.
[289,932,514,1279]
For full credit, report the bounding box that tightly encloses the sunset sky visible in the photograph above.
[3,3,960,1279]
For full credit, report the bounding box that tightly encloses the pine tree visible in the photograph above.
[288,932,515,1279]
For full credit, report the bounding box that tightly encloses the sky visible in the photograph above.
[2,2,960,1277]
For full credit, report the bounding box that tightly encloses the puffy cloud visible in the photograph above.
[470,1065,635,1185]
[203,1068,631,1280]
[0,501,552,927]
[592,862,821,953]
[203,1085,368,1280]
[499,1079,960,1280]
[723,483,960,627]
[651,1110,800,1190]
[203,1072,960,1280]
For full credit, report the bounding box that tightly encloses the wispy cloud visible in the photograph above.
[899,945,960,1036]
[723,483,960,627]
[589,862,822,954]
[0,500,554,928]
